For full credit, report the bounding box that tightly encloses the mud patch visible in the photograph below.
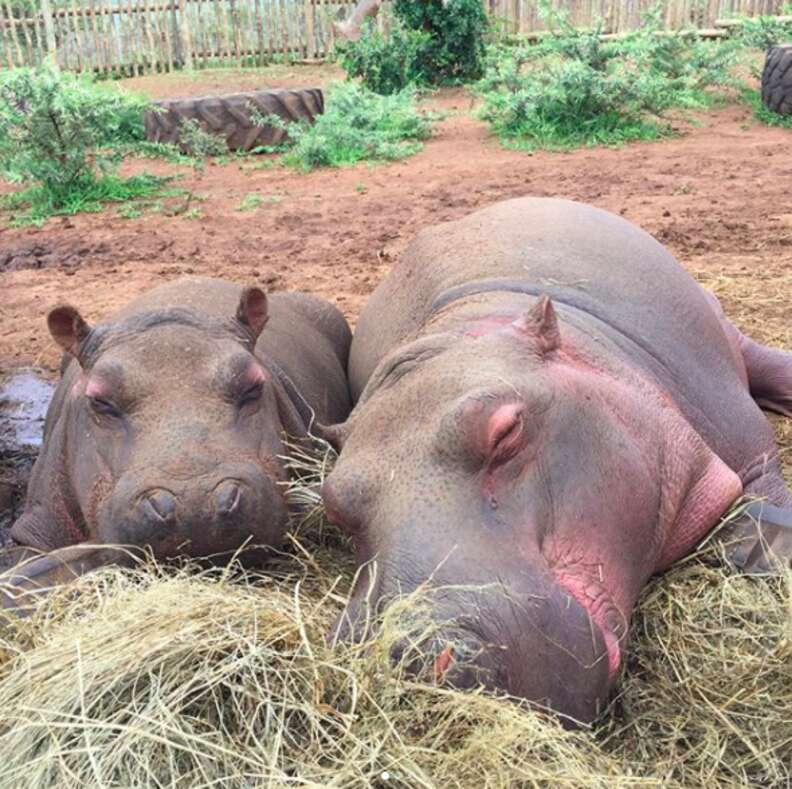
[0,237,109,272]
[0,370,53,543]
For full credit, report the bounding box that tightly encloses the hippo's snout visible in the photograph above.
[390,627,498,691]
[100,464,290,560]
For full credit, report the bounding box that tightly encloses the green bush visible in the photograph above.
[0,65,164,223]
[339,0,488,91]
[252,82,434,171]
[394,0,488,84]
[478,54,669,150]
[476,7,741,151]
[337,22,430,95]
[742,87,792,129]
[731,13,792,50]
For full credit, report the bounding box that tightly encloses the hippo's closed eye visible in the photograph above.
[238,381,263,406]
[225,358,268,409]
[85,370,127,422]
[89,396,123,419]
[463,398,528,464]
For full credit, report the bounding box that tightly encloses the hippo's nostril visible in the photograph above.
[141,489,177,523]
[214,480,242,517]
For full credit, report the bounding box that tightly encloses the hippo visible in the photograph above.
[321,197,792,724]
[1,277,351,607]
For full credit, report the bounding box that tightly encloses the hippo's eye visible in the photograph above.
[238,382,263,407]
[487,405,525,464]
[89,396,122,419]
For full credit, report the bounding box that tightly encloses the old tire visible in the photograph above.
[144,87,324,152]
[761,44,792,116]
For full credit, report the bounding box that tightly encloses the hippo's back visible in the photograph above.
[351,197,767,473]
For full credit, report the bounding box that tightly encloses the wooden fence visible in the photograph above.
[490,0,785,35]
[0,0,787,76]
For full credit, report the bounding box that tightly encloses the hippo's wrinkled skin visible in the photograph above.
[322,198,792,724]
[3,277,351,605]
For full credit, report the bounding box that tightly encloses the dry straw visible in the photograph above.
[0,432,789,788]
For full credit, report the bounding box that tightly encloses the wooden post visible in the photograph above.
[304,0,315,58]
[253,0,265,64]
[140,0,155,73]
[18,4,36,64]
[3,0,25,66]
[265,0,274,62]
[179,0,194,69]
[163,0,176,71]
[229,0,241,65]
[39,0,58,63]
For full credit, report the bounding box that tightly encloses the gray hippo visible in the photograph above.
[2,277,351,606]
[321,197,792,724]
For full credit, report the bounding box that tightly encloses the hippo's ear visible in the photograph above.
[236,287,269,341]
[513,295,560,355]
[47,305,92,361]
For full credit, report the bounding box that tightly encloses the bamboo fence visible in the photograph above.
[0,0,787,76]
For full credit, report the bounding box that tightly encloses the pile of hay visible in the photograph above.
[0,436,790,788]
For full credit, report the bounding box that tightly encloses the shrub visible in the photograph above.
[0,65,164,224]
[476,7,741,151]
[252,82,434,171]
[337,21,430,95]
[339,0,488,91]
[732,13,792,50]
[742,86,792,129]
[394,0,488,84]
[478,53,670,150]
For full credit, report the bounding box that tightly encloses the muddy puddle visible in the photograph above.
[0,370,54,541]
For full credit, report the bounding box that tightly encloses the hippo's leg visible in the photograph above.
[700,289,792,571]
[734,331,792,418]
[723,501,792,574]
[0,543,140,615]
[703,289,792,417]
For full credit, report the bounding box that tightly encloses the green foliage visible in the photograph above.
[393,0,488,84]
[177,118,229,160]
[238,193,265,211]
[252,82,434,171]
[478,54,669,150]
[1,173,168,227]
[742,87,792,129]
[0,65,148,189]
[338,0,488,91]
[0,65,163,223]
[337,22,430,95]
[476,6,741,151]
[731,14,792,50]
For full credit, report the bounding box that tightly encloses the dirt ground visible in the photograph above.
[0,66,790,482]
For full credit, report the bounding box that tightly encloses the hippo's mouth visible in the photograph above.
[550,568,625,679]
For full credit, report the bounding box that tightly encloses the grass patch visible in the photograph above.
[253,82,435,172]
[237,192,266,211]
[0,436,789,787]
[743,87,792,130]
[1,173,170,227]
[236,192,283,211]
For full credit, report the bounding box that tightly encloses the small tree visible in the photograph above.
[338,22,430,95]
[338,0,488,92]
[0,65,149,203]
[394,0,488,83]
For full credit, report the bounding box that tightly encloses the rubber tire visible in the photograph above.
[144,87,324,152]
[761,44,792,116]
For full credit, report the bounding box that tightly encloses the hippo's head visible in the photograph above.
[322,297,740,723]
[45,287,306,560]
